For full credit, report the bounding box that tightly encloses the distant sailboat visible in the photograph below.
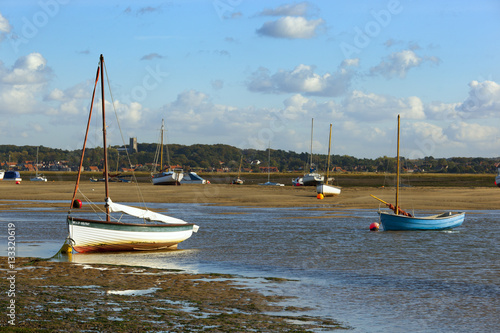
[316,124,341,197]
[152,119,183,185]
[232,155,244,185]
[259,143,284,186]
[30,147,47,182]
[302,118,324,186]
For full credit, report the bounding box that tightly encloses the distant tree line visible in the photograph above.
[1,144,498,174]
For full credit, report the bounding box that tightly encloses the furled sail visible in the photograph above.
[106,198,199,232]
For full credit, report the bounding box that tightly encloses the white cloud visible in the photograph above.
[259,2,312,17]
[0,53,53,115]
[0,11,11,33]
[456,80,500,117]
[342,90,426,120]
[370,50,427,79]
[256,16,324,39]
[247,63,355,96]
[280,93,341,121]
[446,121,497,142]
[1,53,52,84]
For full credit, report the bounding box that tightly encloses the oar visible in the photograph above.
[370,194,412,217]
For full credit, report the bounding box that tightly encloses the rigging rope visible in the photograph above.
[102,59,148,211]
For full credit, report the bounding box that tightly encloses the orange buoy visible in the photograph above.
[317,193,324,200]
[72,199,82,209]
[369,222,380,231]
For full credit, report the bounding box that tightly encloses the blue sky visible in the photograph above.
[0,0,499,158]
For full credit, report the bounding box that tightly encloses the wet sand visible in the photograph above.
[0,257,344,331]
[0,180,498,211]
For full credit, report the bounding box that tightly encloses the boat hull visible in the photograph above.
[379,211,465,231]
[152,171,183,185]
[67,216,197,253]
[302,173,324,186]
[30,176,47,182]
[3,171,22,182]
[316,184,341,196]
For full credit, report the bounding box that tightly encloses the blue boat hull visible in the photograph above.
[379,211,465,231]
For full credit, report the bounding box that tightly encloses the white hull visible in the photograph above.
[259,181,285,186]
[302,173,324,186]
[180,172,207,184]
[152,171,183,185]
[68,217,196,253]
[30,176,47,182]
[316,184,341,196]
[0,170,4,180]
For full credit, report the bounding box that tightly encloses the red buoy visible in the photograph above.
[15,181,20,185]
[369,222,380,231]
[72,199,82,209]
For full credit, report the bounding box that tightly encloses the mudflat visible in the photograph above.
[0,181,498,211]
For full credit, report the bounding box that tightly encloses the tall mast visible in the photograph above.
[326,124,332,185]
[100,54,110,221]
[267,142,271,182]
[160,119,164,171]
[395,114,400,215]
[310,118,314,168]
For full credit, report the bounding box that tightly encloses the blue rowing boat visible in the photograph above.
[379,211,465,231]
[372,115,465,231]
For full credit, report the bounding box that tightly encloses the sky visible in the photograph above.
[0,0,499,159]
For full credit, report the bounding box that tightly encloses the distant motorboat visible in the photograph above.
[3,171,22,182]
[181,172,208,184]
[152,169,183,185]
[259,181,285,186]
[0,169,4,180]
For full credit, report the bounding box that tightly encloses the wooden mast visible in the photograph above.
[100,54,110,221]
[326,124,332,185]
[395,114,400,215]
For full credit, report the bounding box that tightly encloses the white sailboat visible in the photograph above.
[259,143,284,186]
[303,118,324,186]
[30,147,47,182]
[152,119,183,185]
[66,55,198,253]
[316,124,341,196]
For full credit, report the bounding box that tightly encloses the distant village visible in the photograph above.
[1,139,499,175]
